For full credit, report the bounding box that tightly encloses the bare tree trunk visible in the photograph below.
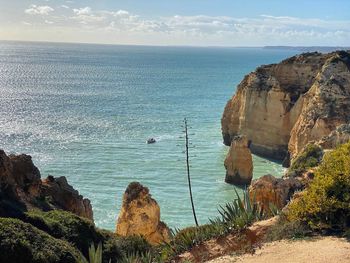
[184,118,199,226]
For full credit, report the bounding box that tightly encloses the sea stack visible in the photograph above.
[224,135,253,185]
[221,51,350,162]
[116,182,169,245]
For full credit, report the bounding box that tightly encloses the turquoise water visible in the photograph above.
[0,41,297,230]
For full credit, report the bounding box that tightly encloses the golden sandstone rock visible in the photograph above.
[249,174,302,211]
[224,135,253,185]
[222,51,350,163]
[116,182,169,245]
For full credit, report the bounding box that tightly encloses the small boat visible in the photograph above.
[147,138,156,144]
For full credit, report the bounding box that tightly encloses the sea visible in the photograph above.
[0,41,298,230]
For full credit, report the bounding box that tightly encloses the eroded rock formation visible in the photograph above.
[222,51,350,161]
[249,174,302,211]
[41,176,93,220]
[224,135,253,185]
[0,149,93,220]
[116,182,169,245]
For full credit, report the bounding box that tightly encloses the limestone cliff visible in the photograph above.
[0,149,93,220]
[116,182,169,245]
[222,51,350,161]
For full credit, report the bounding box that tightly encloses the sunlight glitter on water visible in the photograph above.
[0,41,296,229]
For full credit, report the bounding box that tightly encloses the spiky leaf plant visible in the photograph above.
[77,243,110,263]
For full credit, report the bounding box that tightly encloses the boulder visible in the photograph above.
[116,182,169,245]
[249,174,303,211]
[224,135,253,185]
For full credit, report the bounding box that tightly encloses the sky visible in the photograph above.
[0,0,349,46]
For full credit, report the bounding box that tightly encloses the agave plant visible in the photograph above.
[77,243,110,263]
[217,188,265,229]
[120,251,157,263]
[158,188,270,260]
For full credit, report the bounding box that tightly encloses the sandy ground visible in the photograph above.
[207,236,350,263]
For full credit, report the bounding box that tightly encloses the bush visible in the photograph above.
[103,235,152,263]
[165,222,227,256]
[25,209,105,256]
[24,209,152,263]
[0,217,80,263]
[288,142,350,231]
[264,215,312,242]
[288,144,323,176]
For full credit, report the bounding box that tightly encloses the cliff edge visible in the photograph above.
[221,51,350,162]
[0,149,93,220]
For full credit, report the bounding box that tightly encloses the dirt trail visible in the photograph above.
[207,236,350,263]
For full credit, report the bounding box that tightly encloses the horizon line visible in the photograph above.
[1,39,349,50]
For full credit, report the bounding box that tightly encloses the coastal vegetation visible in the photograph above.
[161,189,266,259]
[0,211,151,263]
[287,144,323,177]
[0,186,269,262]
[0,217,80,263]
[288,142,350,233]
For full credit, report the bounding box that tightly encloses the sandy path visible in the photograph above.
[207,236,350,263]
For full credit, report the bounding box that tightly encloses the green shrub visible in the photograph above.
[24,210,152,263]
[0,217,80,263]
[288,142,350,231]
[25,209,105,256]
[288,144,323,176]
[264,215,312,242]
[167,222,227,255]
[103,235,152,263]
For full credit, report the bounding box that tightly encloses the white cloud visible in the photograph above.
[73,7,91,16]
[25,5,54,15]
[22,21,32,26]
[113,10,130,17]
[61,5,70,9]
[19,6,350,46]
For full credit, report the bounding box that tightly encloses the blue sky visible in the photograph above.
[0,0,349,46]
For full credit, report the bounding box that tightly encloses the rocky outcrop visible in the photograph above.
[222,51,350,161]
[116,182,169,245]
[41,176,93,220]
[317,123,350,150]
[249,174,303,211]
[0,149,93,220]
[224,135,253,185]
